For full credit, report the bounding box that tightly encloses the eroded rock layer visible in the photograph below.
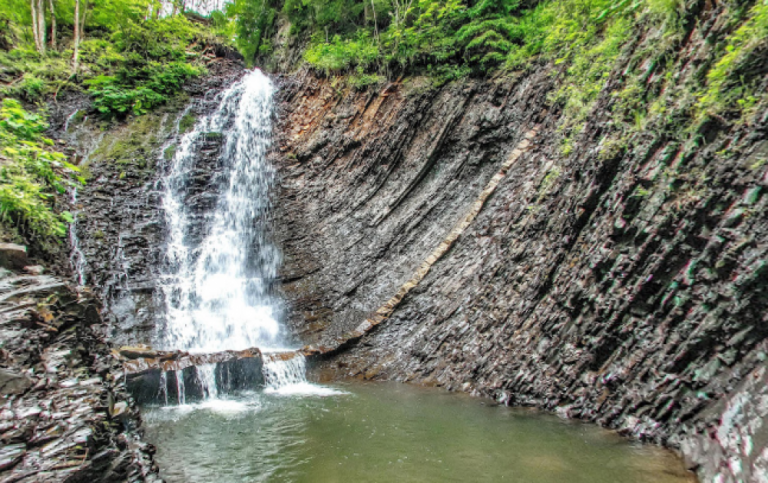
[274,10,768,483]
[0,273,160,482]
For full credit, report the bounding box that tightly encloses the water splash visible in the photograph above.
[175,371,186,405]
[159,69,282,353]
[262,353,307,390]
[197,364,218,400]
[262,353,344,397]
[159,371,169,406]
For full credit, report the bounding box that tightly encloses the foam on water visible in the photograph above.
[264,382,348,397]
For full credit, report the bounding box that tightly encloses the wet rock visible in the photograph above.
[0,243,27,270]
[0,273,162,482]
[119,346,160,359]
[0,369,33,395]
[0,444,25,470]
[110,401,130,419]
[23,265,45,275]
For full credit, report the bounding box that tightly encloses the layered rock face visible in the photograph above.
[0,272,160,482]
[274,9,768,483]
[273,71,552,344]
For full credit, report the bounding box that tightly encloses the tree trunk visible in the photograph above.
[48,0,56,50]
[370,0,379,47]
[36,0,46,53]
[30,0,41,53]
[72,0,79,72]
[79,0,87,39]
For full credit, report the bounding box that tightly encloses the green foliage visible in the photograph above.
[0,99,82,239]
[86,62,204,117]
[304,32,380,74]
[349,72,386,89]
[226,0,278,63]
[281,0,366,34]
[0,0,215,117]
[454,0,520,68]
[696,1,768,123]
[0,48,74,101]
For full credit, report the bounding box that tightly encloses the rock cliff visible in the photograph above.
[272,6,768,483]
[0,271,160,482]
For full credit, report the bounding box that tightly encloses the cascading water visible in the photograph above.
[262,354,307,390]
[68,188,87,288]
[156,69,313,404]
[159,69,282,354]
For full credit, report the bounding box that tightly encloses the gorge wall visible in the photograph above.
[272,6,768,483]
[54,4,768,481]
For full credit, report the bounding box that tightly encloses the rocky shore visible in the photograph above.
[0,245,160,482]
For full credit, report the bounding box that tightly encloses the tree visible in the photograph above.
[48,0,55,50]
[35,0,45,52]
[30,0,45,53]
[72,0,80,71]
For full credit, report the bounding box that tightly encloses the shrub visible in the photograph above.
[0,99,81,239]
[305,32,381,74]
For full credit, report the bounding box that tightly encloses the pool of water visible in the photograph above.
[142,381,695,483]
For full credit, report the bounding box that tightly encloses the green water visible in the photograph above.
[142,381,694,483]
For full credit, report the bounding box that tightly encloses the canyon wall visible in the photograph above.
[273,6,768,483]
[55,5,768,480]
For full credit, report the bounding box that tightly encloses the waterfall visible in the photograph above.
[151,69,318,405]
[175,371,186,405]
[197,364,218,399]
[69,188,87,288]
[262,353,308,390]
[159,69,282,354]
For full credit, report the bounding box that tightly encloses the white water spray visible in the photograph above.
[159,69,282,353]
[262,354,307,390]
[197,364,218,400]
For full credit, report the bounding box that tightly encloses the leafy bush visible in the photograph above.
[86,61,204,118]
[304,32,380,74]
[0,99,81,239]
[696,1,768,122]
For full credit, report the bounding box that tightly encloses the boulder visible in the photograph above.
[0,368,33,395]
[0,243,27,270]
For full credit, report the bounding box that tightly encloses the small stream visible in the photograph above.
[142,380,693,483]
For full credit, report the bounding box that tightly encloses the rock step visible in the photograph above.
[119,347,308,404]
